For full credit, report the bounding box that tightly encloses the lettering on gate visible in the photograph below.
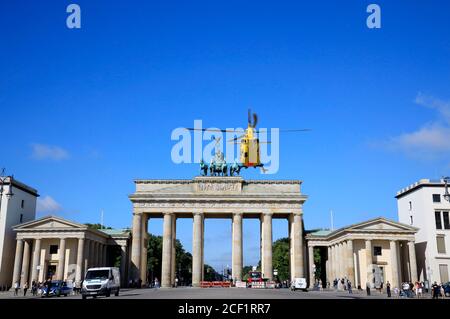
[195,182,241,193]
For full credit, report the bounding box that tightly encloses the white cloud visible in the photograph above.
[37,196,63,214]
[383,93,450,161]
[31,144,70,161]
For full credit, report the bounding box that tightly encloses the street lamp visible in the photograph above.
[443,176,450,203]
[0,169,15,216]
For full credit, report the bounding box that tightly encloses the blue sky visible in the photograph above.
[1,1,449,270]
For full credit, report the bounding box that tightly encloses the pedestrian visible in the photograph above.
[45,278,52,297]
[416,282,422,298]
[154,277,159,288]
[440,284,445,299]
[347,280,353,294]
[175,277,179,288]
[386,281,391,297]
[31,281,37,296]
[366,282,371,296]
[23,282,28,296]
[13,282,19,296]
[431,281,440,299]
[393,286,399,298]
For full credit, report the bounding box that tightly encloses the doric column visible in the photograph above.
[12,239,24,287]
[171,215,177,286]
[262,211,273,280]
[31,238,41,282]
[290,211,304,278]
[408,241,418,283]
[347,240,355,285]
[308,245,315,288]
[103,244,108,266]
[365,239,372,288]
[75,238,84,283]
[335,242,341,278]
[20,240,31,287]
[56,238,66,280]
[88,240,95,269]
[329,245,334,280]
[341,241,347,278]
[95,242,100,267]
[231,212,243,282]
[333,244,336,279]
[288,216,293,281]
[130,213,142,281]
[140,215,148,285]
[260,214,265,276]
[201,217,205,281]
[327,246,332,282]
[120,244,127,287]
[192,212,203,287]
[161,212,173,288]
[390,240,400,288]
[83,239,90,275]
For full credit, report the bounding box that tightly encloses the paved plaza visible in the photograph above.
[0,287,439,300]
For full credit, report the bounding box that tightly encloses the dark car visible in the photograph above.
[41,280,73,297]
[443,282,450,297]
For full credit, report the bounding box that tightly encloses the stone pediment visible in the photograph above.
[347,217,417,232]
[14,215,86,230]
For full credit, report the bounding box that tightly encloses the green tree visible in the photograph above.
[84,223,112,230]
[272,238,290,281]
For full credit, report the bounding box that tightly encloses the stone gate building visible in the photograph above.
[129,176,308,287]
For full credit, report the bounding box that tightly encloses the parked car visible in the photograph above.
[81,267,120,299]
[41,280,73,297]
[443,282,450,297]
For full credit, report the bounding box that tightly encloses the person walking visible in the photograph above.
[31,281,37,296]
[386,281,391,297]
[347,280,353,294]
[431,282,440,299]
[23,282,28,296]
[45,278,52,297]
[13,282,19,296]
[366,282,371,296]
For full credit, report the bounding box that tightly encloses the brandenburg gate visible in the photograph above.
[129,176,307,288]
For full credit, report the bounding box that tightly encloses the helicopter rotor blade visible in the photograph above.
[227,134,246,142]
[256,128,311,133]
[184,128,245,133]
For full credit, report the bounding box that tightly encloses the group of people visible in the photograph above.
[13,278,53,297]
[332,278,353,293]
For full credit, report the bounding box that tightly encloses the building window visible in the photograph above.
[433,194,441,203]
[409,201,412,211]
[21,200,24,209]
[410,215,413,225]
[19,214,23,223]
[373,246,382,256]
[49,245,58,254]
[435,211,442,230]
[443,212,450,230]
[436,236,446,254]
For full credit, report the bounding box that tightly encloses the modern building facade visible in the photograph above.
[11,216,130,287]
[0,177,38,289]
[306,217,418,290]
[397,178,450,284]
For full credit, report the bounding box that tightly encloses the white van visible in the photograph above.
[82,267,120,299]
[290,278,308,292]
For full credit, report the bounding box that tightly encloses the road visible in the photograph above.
[0,287,417,299]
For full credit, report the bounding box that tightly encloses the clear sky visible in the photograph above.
[1,1,449,271]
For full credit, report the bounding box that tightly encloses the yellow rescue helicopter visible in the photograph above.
[186,109,310,175]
